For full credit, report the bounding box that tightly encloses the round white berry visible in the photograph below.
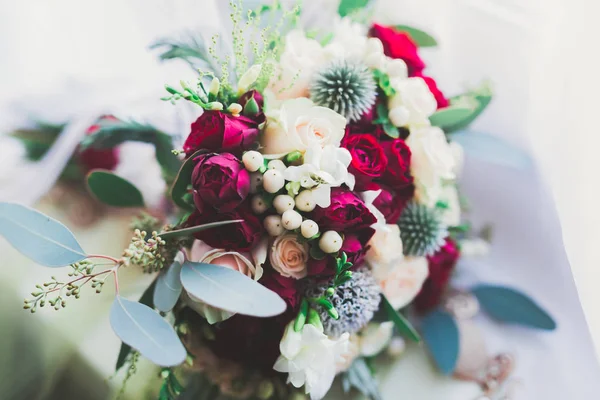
[319,231,343,254]
[295,190,316,212]
[251,195,268,214]
[366,37,384,55]
[267,159,286,171]
[281,209,302,230]
[388,106,410,127]
[273,195,295,214]
[386,59,408,79]
[300,220,319,238]
[249,172,263,194]
[387,337,406,357]
[264,215,285,236]
[242,151,264,172]
[262,169,285,193]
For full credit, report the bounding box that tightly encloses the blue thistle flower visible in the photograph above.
[310,59,377,122]
[398,202,448,257]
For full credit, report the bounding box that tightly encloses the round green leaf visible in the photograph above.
[429,106,474,129]
[422,309,460,375]
[394,25,438,47]
[87,170,145,208]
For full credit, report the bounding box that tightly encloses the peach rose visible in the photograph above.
[269,234,309,279]
[376,257,429,310]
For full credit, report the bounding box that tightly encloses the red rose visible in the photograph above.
[78,116,120,172]
[370,24,425,76]
[310,188,377,231]
[416,73,449,109]
[191,152,250,213]
[415,238,460,313]
[186,204,262,251]
[342,133,388,191]
[345,121,384,140]
[308,228,375,277]
[259,271,300,311]
[380,139,413,189]
[183,111,259,156]
[373,186,414,224]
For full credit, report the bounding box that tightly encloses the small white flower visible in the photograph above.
[388,77,437,128]
[274,322,350,400]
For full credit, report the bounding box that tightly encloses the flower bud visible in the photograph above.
[227,103,243,116]
[264,215,285,236]
[209,77,220,97]
[300,219,319,238]
[251,195,268,214]
[243,96,260,117]
[281,209,302,230]
[207,102,224,111]
[388,105,410,127]
[285,151,303,164]
[319,231,343,253]
[267,159,286,171]
[242,151,264,172]
[237,64,262,95]
[295,190,316,212]
[262,169,285,193]
[273,195,295,214]
[249,172,263,193]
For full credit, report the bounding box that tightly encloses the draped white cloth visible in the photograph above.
[0,0,599,398]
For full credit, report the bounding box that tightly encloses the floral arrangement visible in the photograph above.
[0,1,555,399]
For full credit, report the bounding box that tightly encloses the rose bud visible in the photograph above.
[242,150,264,172]
[192,153,250,213]
[273,195,295,214]
[319,231,343,254]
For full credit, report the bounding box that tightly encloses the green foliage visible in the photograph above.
[341,358,382,400]
[151,32,216,72]
[170,149,208,211]
[122,230,168,273]
[381,295,421,343]
[372,69,396,97]
[10,121,65,161]
[443,81,493,133]
[398,202,448,257]
[158,368,185,400]
[394,25,438,47]
[421,309,460,375]
[86,170,145,208]
[117,351,140,400]
[374,103,400,139]
[338,0,371,17]
[158,220,244,240]
[306,252,354,321]
[310,60,377,122]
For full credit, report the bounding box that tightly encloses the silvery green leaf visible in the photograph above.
[110,296,186,367]
[154,254,184,313]
[341,358,382,400]
[450,131,532,169]
[86,170,145,208]
[180,261,286,317]
[422,309,460,375]
[429,106,475,129]
[0,202,86,267]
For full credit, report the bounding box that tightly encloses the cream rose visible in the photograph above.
[268,30,326,99]
[262,98,347,157]
[365,224,404,271]
[407,126,456,206]
[269,234,309,279]
[185,240,265,324]
[376,257,429,310]
[388,77,437,127]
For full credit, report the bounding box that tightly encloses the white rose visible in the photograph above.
[365,224,404,270]
[358,322,394,357]
[269,30,326,99]
[375,257,429,310]
[262,98,347,157]
[184,240,265,324]
[274,322,350,400]
[407,126,456,206]
[269,234,310,279]
[389,77,437,127]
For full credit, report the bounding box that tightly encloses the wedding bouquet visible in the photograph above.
[0,1,555,399]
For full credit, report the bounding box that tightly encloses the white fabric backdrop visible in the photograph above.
[1,0,599,398]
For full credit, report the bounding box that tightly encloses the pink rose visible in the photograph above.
[192,152,250,213]
[269,234,309,280]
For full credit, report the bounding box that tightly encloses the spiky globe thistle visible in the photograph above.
[304,268,381,338]
[310,59,377,122]
[398,202,448,257]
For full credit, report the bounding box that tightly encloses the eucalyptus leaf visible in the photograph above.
[421,309,460,375]
[338,0,371,17]
[445,84,493,133]
[341,358,382,400]
[381,295,421,343]
[110,295,186,367]
[450,131,531,169]
[170,149,207,211]
[87,170,145,208]
[0,202,86,267]
[429,106,475,130]
[159,220,243,240]
[180,261,286,317]
[394,25,438,47]
[472,285,556,330]
[154,257,184,313]
[116,280,157,371]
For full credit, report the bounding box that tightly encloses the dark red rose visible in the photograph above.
[308,228,375,277]
[380,139,413,189]
[191,152,250,213]
[373,186,414,224]
[342,133,388,191]
[345,120,384,139]
[415,238,460,313]
[311,188,377,231]
[186,204,262,251]
[78,116,120,172]
[416,73,449,109]
[370,24,425,76]
[183,111,259,156]
[259,271,301,311]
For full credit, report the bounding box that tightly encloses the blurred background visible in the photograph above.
[1,0,600,399]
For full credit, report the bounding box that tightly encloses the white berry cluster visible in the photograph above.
[242,150,344,254]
